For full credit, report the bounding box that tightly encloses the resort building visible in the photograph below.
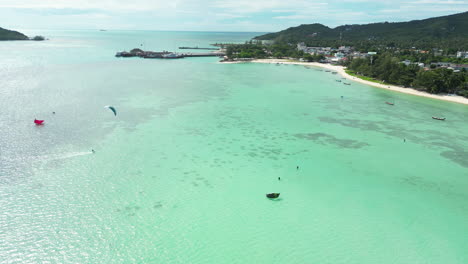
[456,51,468,58]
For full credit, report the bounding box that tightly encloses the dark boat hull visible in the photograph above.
[266,193,280,199]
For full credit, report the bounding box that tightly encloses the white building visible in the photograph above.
[401,60,425,68]
[297,42,307,52]
[335,52,346,58]
[338,46,352,53]
[456,51,468,58]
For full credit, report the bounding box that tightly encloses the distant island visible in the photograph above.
[0,27,45,41]
[222,12,468,100]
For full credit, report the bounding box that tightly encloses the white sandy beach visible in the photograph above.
[244,59,468,105]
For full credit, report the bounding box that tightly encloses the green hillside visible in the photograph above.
[0,27,29,40]
[254,12,468,49]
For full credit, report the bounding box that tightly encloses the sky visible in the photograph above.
[1,0,467,32]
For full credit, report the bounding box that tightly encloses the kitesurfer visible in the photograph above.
[34,119,44,125]
[105,106,117,116]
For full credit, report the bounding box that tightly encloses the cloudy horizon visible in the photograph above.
[1,0,467,32]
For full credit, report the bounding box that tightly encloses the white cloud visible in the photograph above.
[213,0,328,13]
[379,4,467,13]
[0,0,466,31]
[215,13,246,19]
[274,15,312,20]
[0,0,187,11]
[271,9,302,13]
[409,0,467,4]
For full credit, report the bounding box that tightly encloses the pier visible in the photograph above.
[179,46,219,50]
[182,52,225,57]
[115,48,225,59]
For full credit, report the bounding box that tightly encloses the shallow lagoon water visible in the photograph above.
[1,31,468,263]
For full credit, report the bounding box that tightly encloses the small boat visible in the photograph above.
[336,80,342,82]
[385,102,394,105]
[266,193,280,199]
[325,70,331,72]
[331,72,338,74]
[343,83,351,85]
[432,117,446,121]
[34,119,44,125]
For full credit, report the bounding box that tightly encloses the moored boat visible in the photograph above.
[432,116,446,121]
[266,193,280,199]
[385,102,394,105]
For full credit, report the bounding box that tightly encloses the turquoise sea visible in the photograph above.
[1,30,467,263]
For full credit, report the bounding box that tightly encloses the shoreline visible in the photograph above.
[227,59,468,105]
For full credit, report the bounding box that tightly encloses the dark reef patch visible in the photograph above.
[294,133,369,149]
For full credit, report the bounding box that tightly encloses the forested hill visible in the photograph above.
[0,27,29,40]
[254,12,468,49]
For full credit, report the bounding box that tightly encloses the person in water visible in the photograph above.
[92,149,95,153]
[278,177,281,181]
[52,112,55,114]
[297,166,299,170]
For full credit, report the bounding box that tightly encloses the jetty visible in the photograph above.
[179,46,219,50]
[115,48,225,59]
[183,52,225,57]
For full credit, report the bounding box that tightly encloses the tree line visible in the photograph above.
[226,42,326,62]
[226,42,305,60]
[226,43,468,98]
[346,53,468,97]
